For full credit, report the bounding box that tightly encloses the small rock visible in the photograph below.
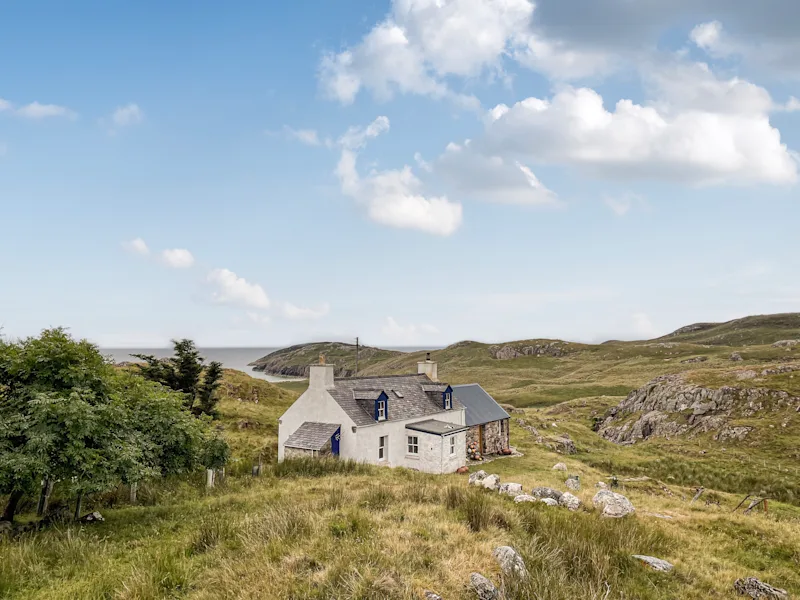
[498,482,523,496]
[737,370,758,380]
[552,462,567,471]
[513,494,538,503]
[540,498,559,506]
[733,577,788,599]
[596,482,608,489]
[559,491,582,511]
[469,573,501,600]
[468,470,488,486]
[79,511,104,523]
[565,475,581,491]
[531,486,563,502]
[481,474,500,491]
[492,545,528,577]
[730,352,743,362]
[592,490,635,518]
[680,356,708,364]
[424,591,443,600]
[632,555,674,572]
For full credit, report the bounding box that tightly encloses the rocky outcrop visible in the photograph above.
[249,342,401,377]
[632,555,674,572]
[595,374,799,444]
[772,340,799,348]
[730,353,743,362]
[489,341,572,360]
[555,434,577,454]
[733,577,788,599]
[593,490,635,518]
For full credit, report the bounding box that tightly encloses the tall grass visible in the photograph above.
[269,457,373,479]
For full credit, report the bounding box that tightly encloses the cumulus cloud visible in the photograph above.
[381,316,439,343]
[335,117,463,236]
[435,140,559,205]
[15,101,77,120]
[0,99,11,112]
[480,73,796,185]
[207,268,270,310]
[246,311,271,326]
[122,237,150,256]
[161,248,195,269]
[112,103,144,127]
[282,302,331,320]
[285,127,326,146]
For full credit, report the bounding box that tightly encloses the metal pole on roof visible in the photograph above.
[355,337,359,375]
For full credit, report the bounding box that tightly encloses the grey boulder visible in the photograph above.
[552,462,568,471]
[469,470,488,486]
[559,491,582,511]
[492,545,528,577]
[469,573,501,600]
[482,474,500,491]
[733,577,788,599]
[632,555,674,572]
[540,498,559,506]
[498,482,523,496]
[531,486,563,502]
[592,490,635,518]
[513,494,538,503]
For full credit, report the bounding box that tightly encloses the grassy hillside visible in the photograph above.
[659,313,800,346]
[250,342,402,377]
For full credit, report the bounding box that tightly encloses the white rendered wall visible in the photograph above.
[277,386,355,461]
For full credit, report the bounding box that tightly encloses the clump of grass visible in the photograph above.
[360,486,395,510]
[190,514,235,554]
[401,483,440,504]
[270,457,373,479]
[329,510,373,540]
[117,547,195,600]
[444,485,465,510]
[457,489,516,532]
[321,487,347,510]
[239,506,311,546]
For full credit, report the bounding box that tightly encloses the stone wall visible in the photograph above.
[284,439,332,460]
[466,419,510,456]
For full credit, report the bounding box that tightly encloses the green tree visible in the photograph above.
[132,340,223,416]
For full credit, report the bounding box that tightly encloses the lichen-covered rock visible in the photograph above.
[424,591,443,600]
[632,555,674,572]
[531,486,563,502]
[469,573,500,600]
[513,494,538,503]
[556,435,577,454]
[493,546,528,577]
[593,490,635,518]
[730,352,743,361]
[540,498,559,506]
[559,491,582,511]
[772,340,799,348]
[79,511,104,523]
[481,474,500,491]
[498,482,523,496]
[469,470,488,486]
[733,577,788,599]
[565,475,581,491]
[552,462,567,471]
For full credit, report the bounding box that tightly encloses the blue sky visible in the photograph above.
[1,0,799,347]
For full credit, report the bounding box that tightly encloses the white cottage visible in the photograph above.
[277,356,467,474]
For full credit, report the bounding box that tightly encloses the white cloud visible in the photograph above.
[690,21,724,53]
[603,193,644,216]
[246,311,271,326]
[435,140,559,205]
[413,152,432,172]
[778,97,800,113]
[512,33,614,80]
[112,103,144,127]
[282,302,330,320]
[207,268,270,310]
[161,248,195,269]
[0,98,12,112]
[15,101,76,120]
[632,312,660,339]
[335,117,463,236]
[123,237,150,256]
[381,316,439,343]
[481,74,797,185]
[285,127,324,146]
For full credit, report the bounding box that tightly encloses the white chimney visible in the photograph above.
[417,352,438,382]
[309,354,335,389]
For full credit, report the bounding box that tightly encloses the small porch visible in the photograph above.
[283,422,341,459]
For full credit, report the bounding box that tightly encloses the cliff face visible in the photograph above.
[595,374,799,444]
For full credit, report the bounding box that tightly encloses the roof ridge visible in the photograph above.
[336,373,427,381]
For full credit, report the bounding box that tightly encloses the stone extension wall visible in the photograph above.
[284,439,332,460]
[467,419,510,456]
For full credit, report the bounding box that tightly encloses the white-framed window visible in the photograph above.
[449,436,455,455]
[444,392,452,410]
[377,400,386,421]
[407,435,419,455]
[378,435,387,460]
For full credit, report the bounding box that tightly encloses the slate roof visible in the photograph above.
[327,373,464,427]
[284,422,341,450]
[406,419,469,436]
[353,389,384,401]
[452,384,510,427]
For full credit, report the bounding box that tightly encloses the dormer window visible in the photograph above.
[444,391,452,410]
[377,400,386,421]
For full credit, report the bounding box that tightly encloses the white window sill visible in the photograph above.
[405,454,420,460]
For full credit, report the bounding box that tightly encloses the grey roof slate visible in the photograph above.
[452,384,510,427]
[353,389,384,401]
[284,422,341,450]
[421,383,450,392]
[327,373,464,427]
[406,419,469,436]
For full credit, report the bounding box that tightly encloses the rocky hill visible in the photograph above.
[249,342,402,377]
[659,313,800,346]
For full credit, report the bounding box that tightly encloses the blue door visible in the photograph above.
[331,427,341,456]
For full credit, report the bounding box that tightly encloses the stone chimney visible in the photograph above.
[417,352,438,382]
[309,354,335,389]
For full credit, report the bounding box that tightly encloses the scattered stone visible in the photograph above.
[540,498,559,506]
[469,573,501,600]
[681,356,708,364]
[632,555,674,572]
[565,475,581,491]
[531,487,563,502]
[733,577,789,599]
[498,483,523,496]
[730,352,743,362]
[424,591,443,600]
[559,491,582,511]
[596,481,608,489]
[481,474,500,491]
[772,340,799,348]
[556,435,577,454]
[79,511,104,523]
[492,546,528,577]
[469,470,488,486]
[456,466,469,474]
[592,490,635,518]
[513,494,538,503]
[737,370,758,380]
[552,462,567,471]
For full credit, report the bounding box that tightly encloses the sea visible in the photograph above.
[100,346,441,382]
